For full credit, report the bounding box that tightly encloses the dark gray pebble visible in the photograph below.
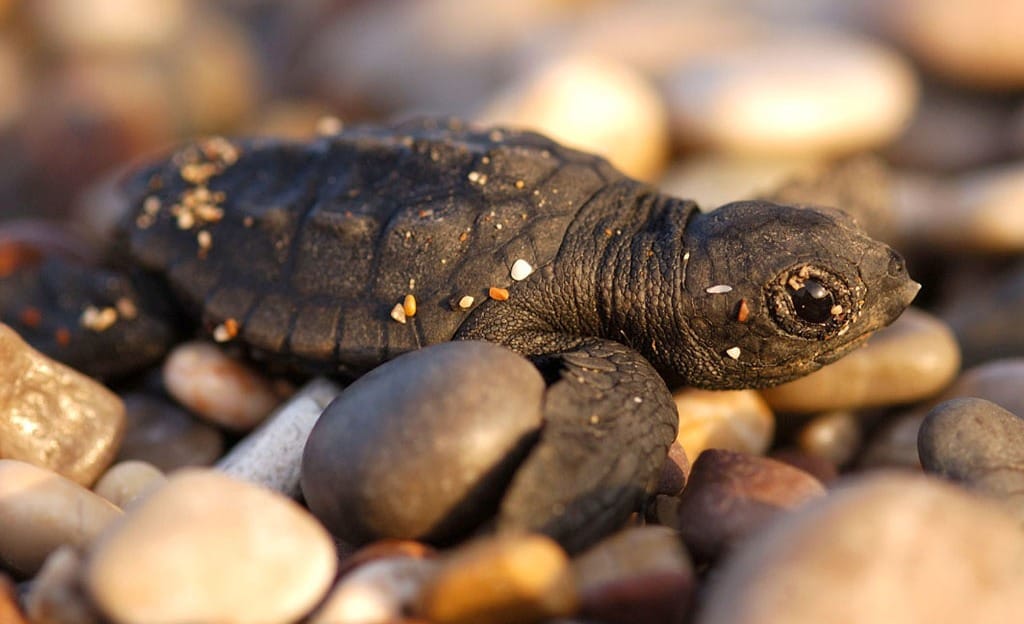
[918,397,1024,522]
[301,341,545,546]
[117,393,225,471]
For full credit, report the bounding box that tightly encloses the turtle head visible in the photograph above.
[660,200,918,389]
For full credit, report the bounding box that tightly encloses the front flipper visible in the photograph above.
[496,338,678,553]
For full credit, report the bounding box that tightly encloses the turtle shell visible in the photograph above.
[123,118,625,375]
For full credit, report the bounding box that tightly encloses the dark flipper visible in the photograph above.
[496,337,678,553]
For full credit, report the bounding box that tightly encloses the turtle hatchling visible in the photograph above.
[0,118,919,551]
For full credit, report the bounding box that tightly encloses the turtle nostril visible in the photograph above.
[887,249,907,277]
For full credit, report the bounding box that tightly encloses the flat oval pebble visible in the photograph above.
[162,340,280,431]
[310,556,439,624]
[85,469,336,624]
[761,308,959,413]
[796,410,862,467]
[24,545,100,624]
[117,392,224,471]
[938,358,1024,416]
[673,388,774,459]
[918,397,1024,523]
[302,341,545,545]
[477,53,670,181]
[0,324,125,486]
[572,526,694,624]
[673,449,825,561]
[659,155,821,212]
[415,533,578,624]
[0,460,121,576]
[665,30,917,156]
[27,0,188,53]
[92,460,165,508]
[698,473,1024,624]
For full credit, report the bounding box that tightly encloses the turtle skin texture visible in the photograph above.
[0,118,919,552]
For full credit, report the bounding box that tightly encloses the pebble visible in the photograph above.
[769,448,839,485]
[302,341,545,545]
[310,556,439,624]
[761,308,960,413]
[162,340,281,432]
[659,155,820,212]
[117,392,224,471]
[0,460,121,576]
[572,526,694,624]
[0,573,27,624]
[698,473,1024,623]
[673,388,774,459]
[24,546,101,624]
[918,398,1024,523]
[655,442,689,497]
[939,262,1024,366]
[0,323,125,486]
[938,358,1024,416]
[796,410,862,467]
[218,377,341,497]
[672,449,825,561]
[664,30,917,156]
[0,34,25,131]
[92,460,165,508]
[857,410,926,470]
[477,53,670,181]
[85,469,337,624]
[27,0,189,53]
[416,533,578,624]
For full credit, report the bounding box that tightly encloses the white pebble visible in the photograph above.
[458,295,475,309]
[309,557,438,624]
[726,347,742,360]
[706,284,734,294]
[511,258,534,281]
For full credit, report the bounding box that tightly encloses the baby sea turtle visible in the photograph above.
[0,118,918,550]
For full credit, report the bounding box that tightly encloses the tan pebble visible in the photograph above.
[0,572,28,624]
[0,323,125,486]
[25,546,101,624]
[162,340,280,431]
[93,460,165,508]
[27,0,188,52]
[310,557,439,624]
[699,472,1024,623]
[416,533,578,623]
[573,526,694,624]
[0,35,26,130]
[659,155,820,211]
[0,460,121,576]
[478,54,670,181]
[85,469,337,624]
[665,30,917,156]
[796,411,862,467]
[940,163,1024,253]
[673,388,774,458]
[769,448,839,485]
[761,308,960,413]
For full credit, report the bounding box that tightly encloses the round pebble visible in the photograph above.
[24,546,100,624]
[673,449,825,561]
[655,442,689,497]
[857,410,926,470]
[416,533,577,624]
[117,393,225,471]
[0,35,25,131]
[302,341,545,546]
[761,308,960,413]
[0,460,121,576]
[0,323,125,486]
[310,556,439,624]
[477,53,670,181]
[698,473,1024,623]
[27,0,189,53]
[162,340,281,432]
[938,358,1024,416]
[918,397,1024,523]
[673,388,774,459]
[659,155,821,212]
[665,30,917,156]
[796,410,862,467]
[0,572,27,624]
[92,460,165,508]
[85,469,337,624]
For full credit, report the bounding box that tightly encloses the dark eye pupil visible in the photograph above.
[790,278,833,324]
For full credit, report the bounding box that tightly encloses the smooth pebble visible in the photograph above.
[659,155,820,212]
[162,340,280,431]
[857,410,925,470]
[0,572,27,624]
[938,358,1024,416]
[27,0,188,52]
[310,556,439,624]
[0,460,121,576]
[117,392,224,471]
[761,308,959,413]
[302,341,545,545]
[24,545,100,624]
[0,324,125,486]
[655,442,689,497]
[673,388,774,459]
[0,34,25,131]
[796,410,862,467]
[85,469,337,624]
[939,262,1024,366]
[698,473,1024,624]
[92,460,165,508]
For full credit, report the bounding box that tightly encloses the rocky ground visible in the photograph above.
[2,0,1024,622]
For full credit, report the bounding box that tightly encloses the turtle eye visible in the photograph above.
[789,278,834,324]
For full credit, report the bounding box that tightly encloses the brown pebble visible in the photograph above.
[0,572,28,624]
[769,448,839,485]
[311,556,439,624]
[673,388,774,458]
[488,286,510,301]
[796,410,862,467]
[24,546,100,624]
[338,540,436,578]
[93,460,166,508]
[858,410,926,470]
[655,442,690,497]
[117,393,224,471]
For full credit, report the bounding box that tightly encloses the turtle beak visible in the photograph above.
[881,249,920,322]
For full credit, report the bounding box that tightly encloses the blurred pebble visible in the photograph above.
[0,323,125,486]
[0,573,28,624]
[673,388,774,459]
[857,410,925,470]
[698,473,1024,623]
[246,99,338,140]
[865,0,1024,89]
[24,546,100,624]
[0,34,26,131]
[655,441,689,497]
[310,556,439,624]
[0,460,121,576]
[218,377,341,497]
[664,30,917,156]
[938,262,1024,366]
[659,155,820,211]
[938,358,1024,416]
[85,469,337,624]
[918,397,1024,523]
[769,448,839,485]
[117,392,224,471]
[797,411,862,467]
[92,460,165,508]
[27,0,189,53]
[572,526,694,624]
[162,340,280,431]
[478,54,670,181]
[673,449,825,561]
[337,540,436,577]
[302,341,544,545]
[416,533,578,624]
[761,308,959,413]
